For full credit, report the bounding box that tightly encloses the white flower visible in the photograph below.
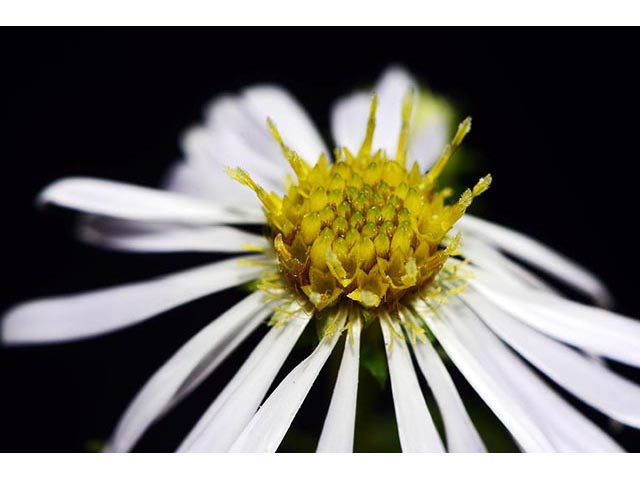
[4,67,640,453]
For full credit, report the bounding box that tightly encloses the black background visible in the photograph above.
[1,29,640,452]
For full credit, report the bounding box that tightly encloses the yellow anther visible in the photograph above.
[350,211,365,230]
[380,206,395,224]
[319,205,336,227]
[404,187,422,215]
[333,216,349,236]
[309,187,328,211]
[359,94,378,159]
[424,116,472,187]
[361,222,378,239]
[395,88,415,166]
[373,233,390,257]
[300,212,322,245]
[345,228,360,248]
[337,200,352,219]
[473,174,492,197]
[267,118,311,180]
[366,205,382,225]
[310,227,334,268]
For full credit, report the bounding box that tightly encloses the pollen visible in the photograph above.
[228,92,490,311]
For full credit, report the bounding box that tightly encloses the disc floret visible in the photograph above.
[228,93,490,311]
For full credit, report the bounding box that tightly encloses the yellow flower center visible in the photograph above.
[229,93,490,312]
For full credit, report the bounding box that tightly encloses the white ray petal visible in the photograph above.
[470,269,640,368]
[457,214,613,307]
[407,112,450,172]
[380,317,444,453]
[2,255,267,344]
[182,120,287,194]
[373,67,417,155]
[181,85,326,199]
[316,318,362,453]
[79,220,269,254]
[38,177,265,225]
[413,301,554,452]
[416,299,622,452]
[241,85,329,164]
[330,92,370,152]
[330,67,416,156]
[106,291,274,452]
[403,310,486,452]
[452,298,623,452]
[162,161,262,208]
[460,235,556,293]
[465,291,640,429]
[229,310,347,452]
[179,305,311,452]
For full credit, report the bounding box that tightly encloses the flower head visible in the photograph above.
[230,94,490,313]
[3,67,640,453]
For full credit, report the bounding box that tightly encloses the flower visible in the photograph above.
[4,67,640,453]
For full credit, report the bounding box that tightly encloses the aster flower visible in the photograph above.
[4,67,640,453]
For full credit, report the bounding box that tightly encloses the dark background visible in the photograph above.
[1,29,640,452]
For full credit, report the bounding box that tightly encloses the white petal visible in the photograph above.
[107,291,275,452]
[38,177,265,225]
[177,85,326,201]
[162,161,262,208]
[330,92,370,152]
[2,255,267,344]
[229,310,347,452]
[457,214,613,307]
[470,269,640,368]
[316,318,362,453]
[179,304,311,452]
[404,310,486,452]
[380,318,445,453]
[241,85,328,164]
[465,291,640,429]
[416,299,622,452]
[414,301,553,451]
[182,120,287,194]
[373,67,417,155]
[407,113,450,172]
[79,219,268,254]
[460,234,556,293]
[330,67,416,156]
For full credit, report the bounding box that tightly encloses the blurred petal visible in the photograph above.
[407,102,450,172]
[330,67,416,155]
[330,92,370,152]
[229,310,346,452]
[372,67,417,155]
[241,85,328,163]
[171,84,327,201]
[181,117,287,194]
[107,291,275,452]
[2,255,267,344]
[162,161,262,208]
[380,318,444,453]
[316,318,361,453]
[179,304,310,452]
